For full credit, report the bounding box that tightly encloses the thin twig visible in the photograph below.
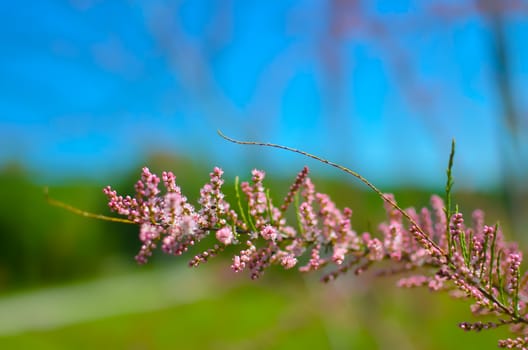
[44,187,136,225]
[217,130,442,253]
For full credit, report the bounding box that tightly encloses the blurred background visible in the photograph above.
[0,0,527,349]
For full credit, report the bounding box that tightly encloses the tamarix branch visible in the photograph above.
[48,132,528,349]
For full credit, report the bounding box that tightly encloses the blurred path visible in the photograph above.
[0,266,218,336]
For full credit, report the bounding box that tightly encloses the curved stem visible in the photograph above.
[44,187,136,225]
[217,130,443,254]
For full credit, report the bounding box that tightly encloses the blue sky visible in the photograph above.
[0,0,527,188]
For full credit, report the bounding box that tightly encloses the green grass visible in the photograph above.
[0,264,513,350]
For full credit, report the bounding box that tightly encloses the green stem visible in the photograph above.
[235,176,249,226]
[45,188,135,225]
[445,139,456,257]
[266,188,274,226]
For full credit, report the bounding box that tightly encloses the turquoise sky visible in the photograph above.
[1,1,527,188]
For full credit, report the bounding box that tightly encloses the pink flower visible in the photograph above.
[231,255,244,272]
[216,226,234,245]
[260,225,278,241]
[367,238,384,261]
[280,254,297,269]
[332,246,347,265]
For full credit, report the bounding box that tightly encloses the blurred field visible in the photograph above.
[0,265,512,350]
[0,160,520,349]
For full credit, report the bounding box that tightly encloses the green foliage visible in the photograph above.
[445,139,456,256]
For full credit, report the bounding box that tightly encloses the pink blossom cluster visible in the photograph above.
[104,166,528,348]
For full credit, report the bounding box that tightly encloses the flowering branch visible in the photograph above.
[48,132,528,348]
